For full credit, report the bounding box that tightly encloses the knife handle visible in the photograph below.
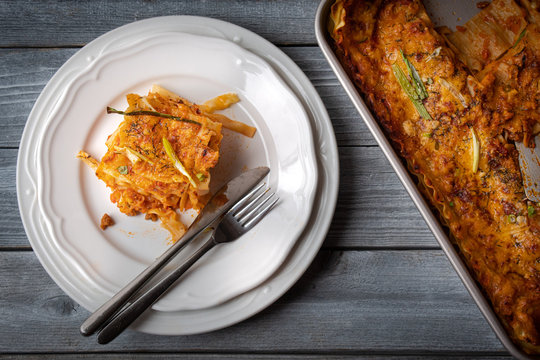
[97,236,217,344]
[80,231,196,336]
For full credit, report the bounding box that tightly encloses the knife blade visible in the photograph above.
[516,138,540,202]
[80,166,270,336]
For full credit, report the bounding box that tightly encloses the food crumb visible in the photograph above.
[477,1,490,9]
[145,213,159,222]
[213,193,229,206]
[100,213,114,230]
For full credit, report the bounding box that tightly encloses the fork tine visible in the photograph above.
[242,193,279,228]
[237,191,276,225]
[229,182,265,214]
[233,186,269,218]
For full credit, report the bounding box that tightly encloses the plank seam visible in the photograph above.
[0,247,33,251]
[0,43,318,50]
[0,247,443,252]
[336,144,380,148]
[321,246,441,251]
[0,45,84,50]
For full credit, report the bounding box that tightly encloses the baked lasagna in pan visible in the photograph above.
[329,0,539,353]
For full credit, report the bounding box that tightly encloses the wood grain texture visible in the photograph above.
[281,47,376,147]
[0,149,22,244]
[0,251,505,354]
[0,1,320,47]
[0,48,75,148]
[0,47,374,148]
[1,146,435,248]
[0,1,503,357]
[0,355,515,359]
[328,147,435,247]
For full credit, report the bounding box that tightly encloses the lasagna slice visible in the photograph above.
[78,85,234,241]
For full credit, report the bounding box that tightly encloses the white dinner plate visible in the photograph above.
[17,16,339,334]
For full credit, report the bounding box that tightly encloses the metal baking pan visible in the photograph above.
[315,1,538,359]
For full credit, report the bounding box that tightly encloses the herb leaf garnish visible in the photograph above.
[391,52,432,120]
[107,107,201,126]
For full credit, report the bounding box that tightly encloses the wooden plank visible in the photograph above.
[0,354,515,359]
[0,49,77,148]
[0,47,372,148]
[0,0,319,47]
[0,146,435,248]
[0,251,506,354]
[327,147,435,247]
[282,47,376,147]
[0,149,23,244]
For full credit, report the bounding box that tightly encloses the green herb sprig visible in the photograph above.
[392,51,432,120]
[513,28,527,48]
[162,137,197,188]
[401,50,428,99]
[471,128,480,174]
[117,165,128,175]
[107,107,201,126]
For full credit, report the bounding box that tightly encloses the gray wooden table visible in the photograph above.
[0,1,513,359]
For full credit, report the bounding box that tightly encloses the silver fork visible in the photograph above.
[96,185,279,344]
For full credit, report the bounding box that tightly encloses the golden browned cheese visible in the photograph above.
[330,0,540,353]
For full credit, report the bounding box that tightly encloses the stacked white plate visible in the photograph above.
[17,16,339,334]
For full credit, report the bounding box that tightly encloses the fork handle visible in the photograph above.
[96,236,217,344]
[80,234,193,336]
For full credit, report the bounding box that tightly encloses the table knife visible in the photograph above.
[80,166,270,336]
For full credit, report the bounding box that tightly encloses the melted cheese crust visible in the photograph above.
[330,0,540,353]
